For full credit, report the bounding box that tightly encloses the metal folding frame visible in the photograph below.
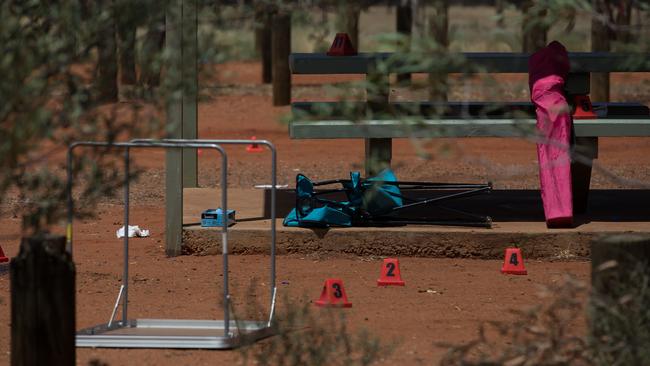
[67,140,277,349]
[297,176,492,228]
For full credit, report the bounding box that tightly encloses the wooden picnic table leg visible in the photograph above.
[396,1,412,84]
[272,10,291,106]
[566,72,594,215]
[365,138,392,176]
[366,69,390,176]
[572,136,598,214]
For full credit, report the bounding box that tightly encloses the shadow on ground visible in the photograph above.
[265,189,650,223]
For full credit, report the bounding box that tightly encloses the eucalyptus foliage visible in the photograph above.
[0,0,191,233]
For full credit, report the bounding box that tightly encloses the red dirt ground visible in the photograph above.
[0,210,590,365]
[0,60,647,364]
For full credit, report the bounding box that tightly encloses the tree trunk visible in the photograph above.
[342,1,361,51]
[430,0,449,50]
[396,0,412,84]
[140,11,165,90]
[118,22,137,85]
[428,0,448,104]
[591,0,611,102]
[11,235,75,366]
[272,12,291,106]
[521,1,548,52]
[255,4,272,84]
[254,6,263,57]
[495,0,505,28]
[615,0,633,44]
[96,1,118,102]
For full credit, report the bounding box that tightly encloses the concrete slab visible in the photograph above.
[182,188,650,258]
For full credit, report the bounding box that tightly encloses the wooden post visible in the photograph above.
[96,0,118,103]
[165,0,183,257]
[365,138,392,176]
[11,235,75,366]
[181,0,198,188]
[396,0,412,84]
[572,0,613,214]
[272,11,291,106]
[571,136,598,214]
[428,0,449,104]
[164,0,198,255]
[255,4,272,84]
[366,60,391,176]
[563,72,596,214]
[591,0,611,102]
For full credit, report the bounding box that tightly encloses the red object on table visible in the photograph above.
[572,95,597,119]
[327,33,357,56]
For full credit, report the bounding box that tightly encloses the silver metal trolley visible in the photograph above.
[67,139,277,349]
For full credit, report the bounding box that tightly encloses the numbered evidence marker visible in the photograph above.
[500,247,528,275]
[314,279,352,308]
[377,258,405,286]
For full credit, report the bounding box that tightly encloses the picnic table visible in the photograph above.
[288,51,650,213]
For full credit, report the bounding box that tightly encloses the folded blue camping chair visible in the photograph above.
[283,169,492,228]
[283,173,354,227]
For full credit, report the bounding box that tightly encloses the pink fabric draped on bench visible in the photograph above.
[528,41,574,228]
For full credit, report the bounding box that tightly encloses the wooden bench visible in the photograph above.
[290,101,650,139]
[288,52,650,213]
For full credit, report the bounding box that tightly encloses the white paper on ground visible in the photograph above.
[116,225,151,238]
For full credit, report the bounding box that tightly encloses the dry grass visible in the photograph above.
[438,259,650,366]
